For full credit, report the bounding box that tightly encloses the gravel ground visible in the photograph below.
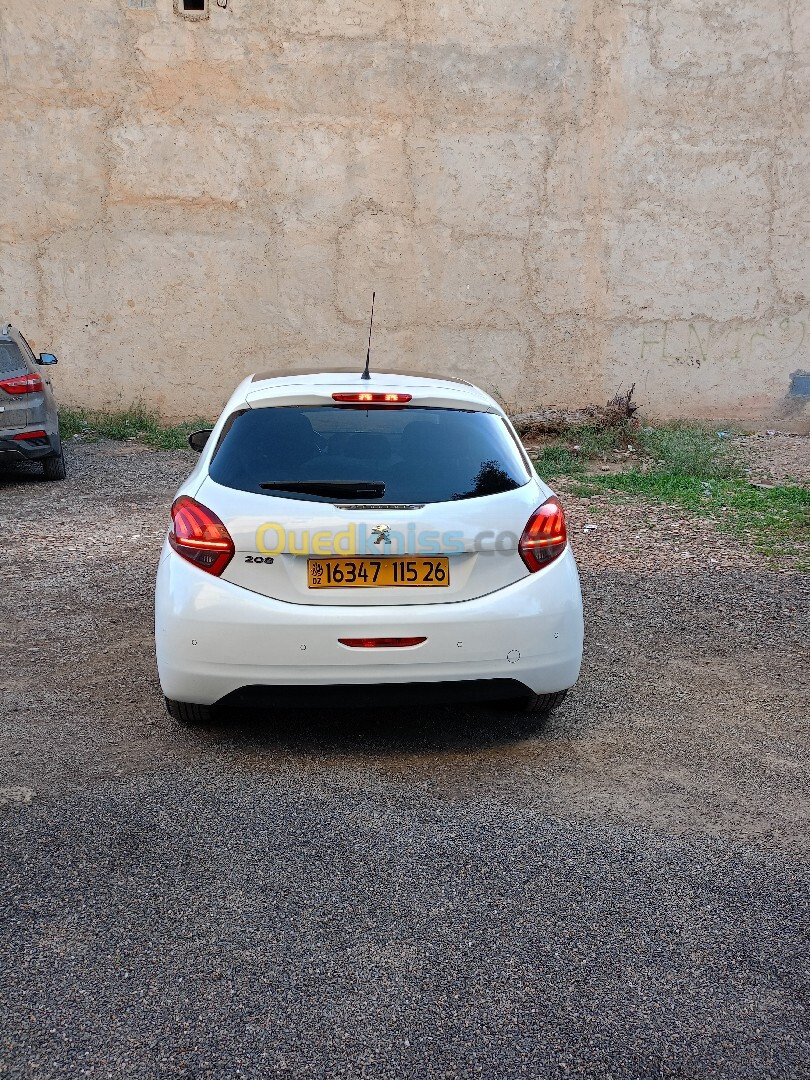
[1,443,808,1078]
[741,432,810,485]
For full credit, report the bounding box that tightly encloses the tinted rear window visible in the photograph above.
[209,406,531,504]
[0,342,26,375]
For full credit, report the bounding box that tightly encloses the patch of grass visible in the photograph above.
[635,421,743,481]
[585,472,809,566]
[59,405,211,451]
[531,422,637,476]
[533,420,743,481]
[566,481,601,498]
[588,470,713,510]
[534,421,807,566]
[532,444,584,477]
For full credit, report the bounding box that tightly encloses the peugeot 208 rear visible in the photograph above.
[154,373,584,723]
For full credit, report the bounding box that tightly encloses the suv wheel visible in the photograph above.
[42,449,66,481]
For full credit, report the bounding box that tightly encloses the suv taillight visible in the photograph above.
[169,496,234,577]
[519,497,567,572]
[0,374,44,395]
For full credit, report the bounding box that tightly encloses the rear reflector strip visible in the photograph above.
[338,637,426,648]
[332,392,412,404]
[13,430,48,441]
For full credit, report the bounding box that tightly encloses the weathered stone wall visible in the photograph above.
[0,0,807,421]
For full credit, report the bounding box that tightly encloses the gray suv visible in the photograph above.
[0,324,65,480]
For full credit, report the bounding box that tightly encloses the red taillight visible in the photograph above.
[519,497,567,572]
[13,429,47,441]
[0,374,44,395]
[332,392,412,404]
[169,496,234,577]
[338,637,426,648]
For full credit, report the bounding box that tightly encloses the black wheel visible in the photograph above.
[164,697,212,725]
[42,449,66,481]
[503,689,568,717]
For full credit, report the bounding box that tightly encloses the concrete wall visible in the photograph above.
[0,0,807,422]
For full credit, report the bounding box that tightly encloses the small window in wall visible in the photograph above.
[175,0,209,18]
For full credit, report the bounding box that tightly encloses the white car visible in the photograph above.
[154,370,584,723]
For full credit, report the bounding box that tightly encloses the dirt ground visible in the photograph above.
[0,440,808,1077]
[740,431,810,484]
[1,438,807,846]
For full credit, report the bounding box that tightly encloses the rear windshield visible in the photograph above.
[209,406,531,504]
[0,342,26,375]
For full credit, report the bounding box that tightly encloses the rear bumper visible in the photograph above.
[155,544,584,706]
[0,428,59,461]
[220,679,544,709]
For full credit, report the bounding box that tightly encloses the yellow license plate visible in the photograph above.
[307,557,450,588]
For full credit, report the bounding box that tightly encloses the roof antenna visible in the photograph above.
[361,291,375,380]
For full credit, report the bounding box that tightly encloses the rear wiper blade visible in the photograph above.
[260,480,386,498]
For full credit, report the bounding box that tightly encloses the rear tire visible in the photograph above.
[42,449,66,481]
[164,697,212,725]
[501,689,568,717]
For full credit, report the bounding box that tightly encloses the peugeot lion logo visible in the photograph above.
[371,524,391,546]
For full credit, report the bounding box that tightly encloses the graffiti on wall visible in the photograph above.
[639,315,807,369]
